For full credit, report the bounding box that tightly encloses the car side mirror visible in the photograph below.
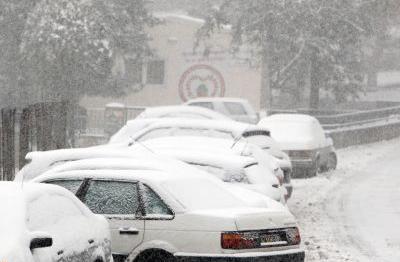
[30,232,53,250]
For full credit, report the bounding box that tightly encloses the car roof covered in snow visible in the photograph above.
[15,145,153,182]
[131,118,268,137]
[149,148,257,169]
[141,135,248,151]
[136,105,230,120]
[32,155,221,183]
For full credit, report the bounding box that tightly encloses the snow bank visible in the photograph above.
[288,138,400,261]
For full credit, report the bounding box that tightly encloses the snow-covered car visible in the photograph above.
[136,105,231,120]
[33,159,305,262]
[142,148,285,203]
[110,118,293,197]
[0,182,112,262]
[258,114,337,177]
[185,97,259,124]
[14,146,147,182]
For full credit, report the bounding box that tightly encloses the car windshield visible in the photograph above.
[162,178,247,210]
[266,121,313,140]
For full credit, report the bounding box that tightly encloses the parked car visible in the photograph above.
[185,97,259,124]
[14,146,147,182]
[0,182,112,262]
[141,148,285,203]
[136,105,231,120]
[33,159,305,262]
[110,118,293,197]
[258,114,337,177]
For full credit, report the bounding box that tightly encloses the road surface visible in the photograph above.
[289,138,400,262]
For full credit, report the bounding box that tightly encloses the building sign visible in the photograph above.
[178,64,225,101]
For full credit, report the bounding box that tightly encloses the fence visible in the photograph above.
[77,105,146,147]
[0,102,71,181]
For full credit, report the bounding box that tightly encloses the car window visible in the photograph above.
[137,127,174,141]
[188,102,214,110]
[45,179,83,194]
[141,185,173,217]
[173,127,233,139]
[28,194,84,231]
[223,102,247,115]
[83,180,139,215]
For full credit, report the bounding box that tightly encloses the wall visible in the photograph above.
[80,13,262,110]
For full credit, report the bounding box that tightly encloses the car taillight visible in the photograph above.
[221,232,258,249]
[285,227,301,245]
[221,227,301,250]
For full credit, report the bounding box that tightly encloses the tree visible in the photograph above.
[198,0,365,109]
[20,0,153,105]
[0,0,40,107]
[358,0,400,90]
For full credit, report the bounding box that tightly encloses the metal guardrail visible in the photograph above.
[327,118,400,149]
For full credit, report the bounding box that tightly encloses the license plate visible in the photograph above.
[260,233,282,243]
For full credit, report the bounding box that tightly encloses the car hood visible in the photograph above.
[188,207,296,231]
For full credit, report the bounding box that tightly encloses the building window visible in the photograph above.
[125,58,143,84]
[146,60,165,85]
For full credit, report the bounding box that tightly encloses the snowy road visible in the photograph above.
[288,138,400,262]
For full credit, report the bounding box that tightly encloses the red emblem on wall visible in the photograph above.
[178,64,225,102]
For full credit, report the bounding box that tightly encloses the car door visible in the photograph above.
[81,179,145,259]
[27,192,92,262]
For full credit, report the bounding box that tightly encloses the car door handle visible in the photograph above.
[119,227,140,235]
[57,250,64,256]
[88,239,94,244]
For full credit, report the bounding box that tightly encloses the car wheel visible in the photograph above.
[327,153,337,170]
[309,158,319,177]
[135,249,176,262]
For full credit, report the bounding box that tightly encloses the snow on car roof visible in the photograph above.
[36,168,187,184]
[15,145,151,181]
[140,136,258,159]
[132,118,267,136]
[150,148,257,169]
[33,155,220,182]
[109,118,269,145]
[137,105,230,120]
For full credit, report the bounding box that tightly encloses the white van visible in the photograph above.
[185,97,259,124]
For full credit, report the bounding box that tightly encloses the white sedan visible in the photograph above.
[0,182,112,262]
[34,158,305,262]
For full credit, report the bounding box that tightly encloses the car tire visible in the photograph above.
[327,152,337,170]
[135,250,176,262]
[309,158,319,177]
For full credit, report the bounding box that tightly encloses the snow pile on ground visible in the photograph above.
[289,138,400,261]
